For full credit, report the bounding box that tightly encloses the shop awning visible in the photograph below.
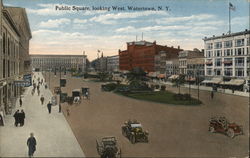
[147,72,157,77]
[223,79,245,86]
[186,77,196,81]
[169,75,179,79]
[202,77,222,84]
[157,74,165,78]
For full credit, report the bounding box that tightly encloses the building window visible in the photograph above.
[206,50,212,58]
[235,68,244,77]
[215,50,222,57]
[207,68,212,75]
[7,38,10,55]
[247,38,250,46]
[3,59,5,78]
[235,39,244,47]
[8,60,10,77]
[215,58,222,67]
[224,68,232,76]
[235,48,244,56]
[223,58,233,67]
[215,42,222,49]
[235,57,244,66]
[3,33,6,54]
[206,43,213,50]
[224,49,233,56]
[215,69,221,76]
[224,40,232,48]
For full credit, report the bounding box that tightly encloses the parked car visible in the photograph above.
[96,136,121,158]
[121,120,149,144]
[208,116,243,138]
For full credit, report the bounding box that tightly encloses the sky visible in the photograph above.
[3,0,250,61]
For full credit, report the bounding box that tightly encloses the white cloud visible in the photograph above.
[90,11,168,24]
[73,18,88,24]
[115,26,136,33]
[39,18,71,28]
[156,14,215,24]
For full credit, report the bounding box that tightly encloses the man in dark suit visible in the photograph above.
[27,133,37,157]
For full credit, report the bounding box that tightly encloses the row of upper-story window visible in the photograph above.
[205,47,249,57]
[1,31,19,58]
[206,38,250,49]
[206,57,249,67]
[206,68,248,77]
[1,59,19,79]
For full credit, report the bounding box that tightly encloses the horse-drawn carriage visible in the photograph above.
[96,136,121,158]
[82,87,90,99]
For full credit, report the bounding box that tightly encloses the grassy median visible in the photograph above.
[117,91,202,105]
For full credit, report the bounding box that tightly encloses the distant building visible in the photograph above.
[166,59,179,77]
[178,49,204,75]
[204,30,250,79]
[0,1,32,116]
[107,55,119,72]
[187,57,205,82]
[31,55,87,72]
[119,40,182,73]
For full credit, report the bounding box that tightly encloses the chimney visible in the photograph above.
[178,45,180,49]
[171,46,173,48]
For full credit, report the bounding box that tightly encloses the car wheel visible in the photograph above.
[227,128,235,138]
[209,126,215,133]
[130,135,136,144]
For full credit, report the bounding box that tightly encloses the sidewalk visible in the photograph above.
[0,72,85,157]
[151,80,249,97]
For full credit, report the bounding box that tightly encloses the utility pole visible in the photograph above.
[59,66,61,113]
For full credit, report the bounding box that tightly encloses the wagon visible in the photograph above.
[96,136,121,158]
[82,87,90,99]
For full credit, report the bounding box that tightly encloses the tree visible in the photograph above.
[127,67,148,90]
[172,74,186,94]
[127,67,146,83]
[98,72,109,81]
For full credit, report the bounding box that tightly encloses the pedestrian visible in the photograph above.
[20,110,25,126]
[40,95,45,105]
[19,97,22,107]
[47,101,52,114]
[13,110,20,127]
[37,89,40,96]
[37,85,40,91]
[211,91,214,99]
[27,133,37,158]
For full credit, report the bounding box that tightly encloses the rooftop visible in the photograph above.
[203,29,250,41]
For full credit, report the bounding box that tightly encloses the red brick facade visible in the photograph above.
[119,41,182,72]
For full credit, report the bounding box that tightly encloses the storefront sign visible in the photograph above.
[23,74,32,87]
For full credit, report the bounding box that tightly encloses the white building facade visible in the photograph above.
[204,30,250,80]
[31,55,87,72]
[107,55,119,72]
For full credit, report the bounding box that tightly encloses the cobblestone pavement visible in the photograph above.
[45,73,249,157]
[0,72,85,157]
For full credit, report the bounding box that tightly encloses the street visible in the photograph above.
[45,72,249,157]
[0,72,85,157]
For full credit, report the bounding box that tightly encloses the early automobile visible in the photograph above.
[72,89,81,104]
[82,87,90,99]
[121,120,149,144]
[96,136,121,158]
[209,116,243,138]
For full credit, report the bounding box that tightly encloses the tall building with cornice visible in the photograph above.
[0,2,32,119]
[31,54,87,72]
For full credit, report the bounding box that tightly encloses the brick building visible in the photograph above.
[119,40,182,72]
